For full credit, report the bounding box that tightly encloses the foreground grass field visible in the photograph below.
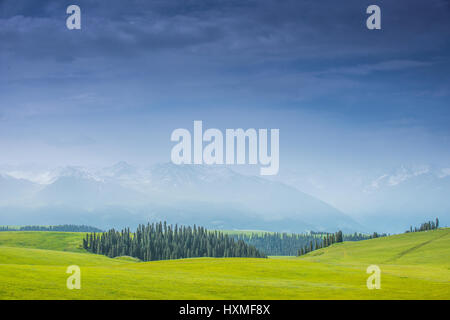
[0,229,449,299]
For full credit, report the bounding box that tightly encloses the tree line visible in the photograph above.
[0,224,103,232]
[297,230,344,256]
[232,231,371,256]
[83,222,267,261]
[296,230,387,256]
[406,218,440,233]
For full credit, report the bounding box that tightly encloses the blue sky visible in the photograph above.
[0,0,449,174]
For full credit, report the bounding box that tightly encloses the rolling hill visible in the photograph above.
[0,228,448,299]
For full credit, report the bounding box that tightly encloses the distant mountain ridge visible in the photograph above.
[269,164,450,233]
[0,162,362,233]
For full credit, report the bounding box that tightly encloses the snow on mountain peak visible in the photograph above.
[3,170,56,185]
[58,166,101,181]
[365,164,447,191]
[102,161,137,177]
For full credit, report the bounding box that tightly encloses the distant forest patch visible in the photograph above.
[232,231,377,256]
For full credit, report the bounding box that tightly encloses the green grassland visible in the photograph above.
[0,229,449,299]
[0,231,85,252]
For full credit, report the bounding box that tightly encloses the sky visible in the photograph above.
[1,0,450,214]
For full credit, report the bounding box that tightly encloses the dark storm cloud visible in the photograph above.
[0,0,449,126]
[1,0,449,62]
[0,4,224,61]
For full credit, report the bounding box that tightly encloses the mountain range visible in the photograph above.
[0,162,361,233]
[270,165,450,233]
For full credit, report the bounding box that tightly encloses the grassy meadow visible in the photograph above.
[0,228,448,299]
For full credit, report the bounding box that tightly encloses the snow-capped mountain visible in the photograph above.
[269,164,450,233]
[100,161,140,179]
[0,162,360,232]
[364,165,449,191]
[358,165,450,230]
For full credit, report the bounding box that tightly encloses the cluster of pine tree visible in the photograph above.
[296,230,386,256]
[83,222,266,261]
[0,224,103,232]
[232,232,364,256]
[343,232,373,241]
[370,231,388,238]
[297,230,344,256]
[406,218,440,233]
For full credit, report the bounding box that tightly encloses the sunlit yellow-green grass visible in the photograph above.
[0,231,86,252]
[0,229,449,299]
